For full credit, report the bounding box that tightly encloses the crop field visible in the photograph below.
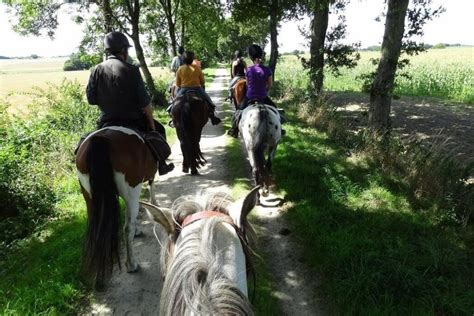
[0,57,172,114]
[279,47,474,104]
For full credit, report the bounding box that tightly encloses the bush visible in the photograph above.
[63,52,101,71]
[432,43,446,49]
[0,80,99,253]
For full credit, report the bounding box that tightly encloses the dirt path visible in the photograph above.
[86,68,325,315]
[331,92,474,168]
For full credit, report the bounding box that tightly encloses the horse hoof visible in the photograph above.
[191,169,199,175]
[126,262,139,273]
[94,279,107,293]
[182,167,189,173]
[134,228,143,237]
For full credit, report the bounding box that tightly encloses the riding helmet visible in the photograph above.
[104,31,132,54]
[248,44,263,60]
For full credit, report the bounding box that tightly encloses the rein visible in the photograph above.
[181,211,234,229]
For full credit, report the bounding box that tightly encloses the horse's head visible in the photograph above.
[141,186,260,315]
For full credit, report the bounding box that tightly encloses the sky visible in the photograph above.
[0,1,473,58]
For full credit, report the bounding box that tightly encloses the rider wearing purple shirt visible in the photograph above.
[245,64,273,103]
[228,44,282,138]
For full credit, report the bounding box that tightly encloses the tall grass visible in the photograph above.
[279,47,474,104]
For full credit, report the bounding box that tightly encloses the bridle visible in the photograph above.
[166,210,256,301]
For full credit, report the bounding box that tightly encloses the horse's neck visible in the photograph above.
[177,220,248,296]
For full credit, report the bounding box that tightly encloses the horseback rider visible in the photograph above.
[227,44,284,138]
[228,49,247,100]
[170,46,185,74]
[230,49,247,86]
[84,31,174,175]
[174,50,222,125]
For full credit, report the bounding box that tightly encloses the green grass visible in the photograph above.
[0,177,87,315]
[269,109,474,314]
[222,99,283,315]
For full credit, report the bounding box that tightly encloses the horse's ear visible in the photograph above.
[230,186,260,227]
[140,201,175,235]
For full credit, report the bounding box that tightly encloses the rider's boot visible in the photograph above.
[227,111,240,138]
[158,160,175,175]
[208,103,222,125]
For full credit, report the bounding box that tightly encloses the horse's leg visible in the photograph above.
[116,174,141,273]
[148,179,158,206]
[180,142,189,173]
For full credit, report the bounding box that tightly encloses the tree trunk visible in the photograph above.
[309,2,329,96]
[180,17,185,47]
[369,0,409,133]
[127,0,160,105]
[101,0,113,32]
[268,0,279,77]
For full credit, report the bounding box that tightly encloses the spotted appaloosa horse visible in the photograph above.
[171,92,209,175]
[141,186,260,315]
[75,126,158,289]
[231,78,246,110]
[239,103,282,197]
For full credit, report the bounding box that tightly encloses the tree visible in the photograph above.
[368,0,444,133]
[230,0,299,76]
[217,15,269,61]
[153,0,181,57]
[5,0,164,105]
[308,1,330,95]
[300,0,359,97]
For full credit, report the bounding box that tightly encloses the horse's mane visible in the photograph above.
[159,192,255,316]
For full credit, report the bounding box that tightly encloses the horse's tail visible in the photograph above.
[83,136,120,285]
[252,106,269,185]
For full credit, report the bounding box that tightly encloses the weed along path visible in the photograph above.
[85,68,324,315]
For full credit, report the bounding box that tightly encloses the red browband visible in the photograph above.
[181,211,235,228]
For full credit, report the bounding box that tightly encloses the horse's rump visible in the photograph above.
[77,127,157,186]
[76,127,158,288]
[239,104,281,192]
[232,79,247,109]
[172,94,209,174]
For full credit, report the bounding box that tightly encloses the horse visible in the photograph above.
[141,186,260,315]
[75,126,159,289]
[239,103,282,197]
[171,92,209,175]
[231,78,247,110]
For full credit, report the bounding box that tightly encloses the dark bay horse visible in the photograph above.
[75,126,158,289]
[171,92,209,175]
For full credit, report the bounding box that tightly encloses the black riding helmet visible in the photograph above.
[104,31,132,55]
[248,44,263,61]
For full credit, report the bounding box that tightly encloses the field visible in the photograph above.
[0,57,172,114]
[281,47,474,104]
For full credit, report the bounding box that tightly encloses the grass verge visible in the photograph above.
[222,97,283,315]
[271,106,474,314]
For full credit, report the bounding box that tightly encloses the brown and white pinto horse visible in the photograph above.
[171,92,209,175]
[231,79,247,110]
[75,126,158,289]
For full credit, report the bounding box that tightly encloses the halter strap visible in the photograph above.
[181,211,235,229]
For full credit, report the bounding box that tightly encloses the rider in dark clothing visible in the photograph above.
[228,50,247,100]
[83,31,174,175]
